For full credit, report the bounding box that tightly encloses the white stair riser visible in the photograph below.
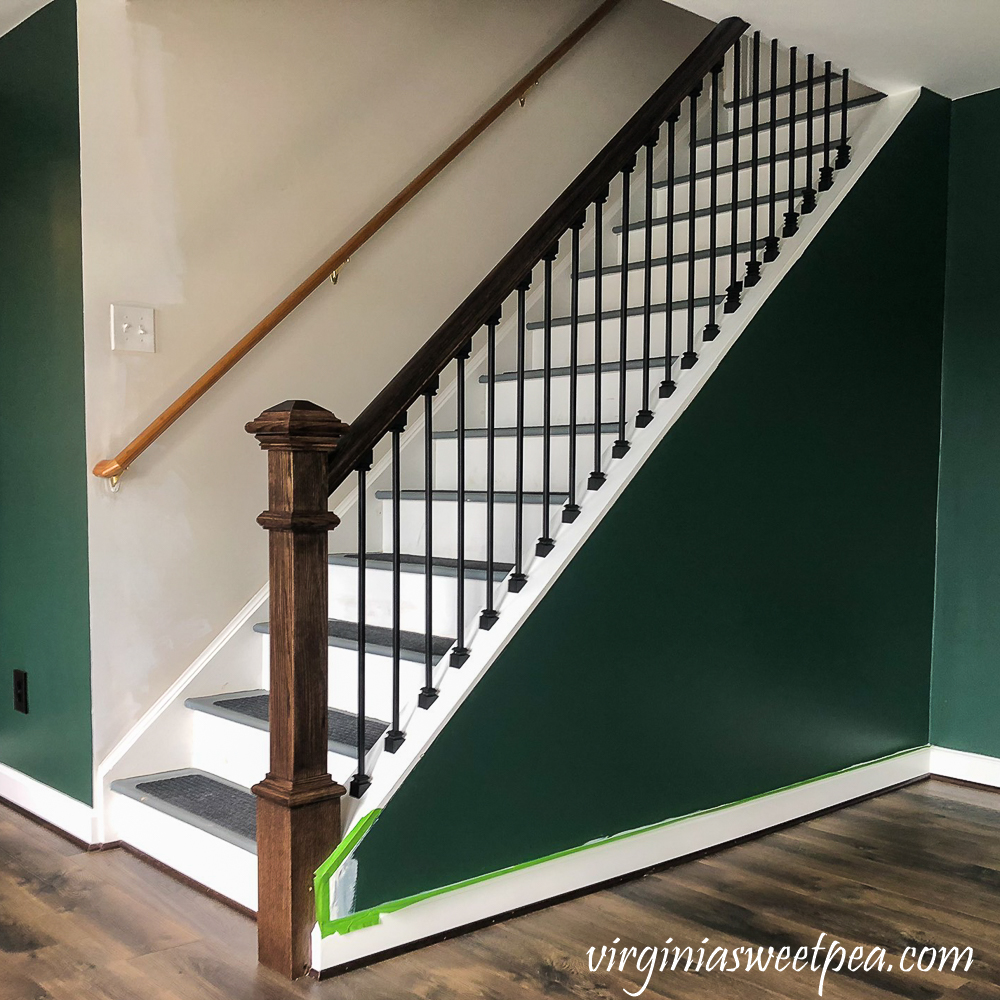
[523,305,712,371]
[328,561,493,635]
[109,793,258,911]
[381,496,567,563]
[575,254,733,314]
[190,710,358,790]
[263,641,437,722]
[619,198,772,262]
[694,105,854,172]
[494,360,679,427]
[732,78,871,127]
[432,430,618,493]
[655,156,805,217]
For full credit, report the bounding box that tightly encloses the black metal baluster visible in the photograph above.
[537,244,559,554]
[451,341,472,666]
[614,156,636,457]
[724,38,742,315]
[681,83,702,369]
[703,64,722,342]
[418,378,439,708]
[637,131,658,427]
[763,39,780,262]
[509,276,531,590]
[745,30,763,287]
[480,315,501,627]
[782,46,799,238]
[564,214,585,523]
[588,187,609,490]
[349,454,372,798]
[385,420,405,752]
[659,110,679,399]
[819,60,834,191]
[835,67,851,168]
[801,53,817,213]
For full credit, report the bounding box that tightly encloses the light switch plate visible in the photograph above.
[111,303,155,353]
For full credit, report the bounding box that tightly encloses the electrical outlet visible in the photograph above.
[13,670,28,714]
[111,303,155,353]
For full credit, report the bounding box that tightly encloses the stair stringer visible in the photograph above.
[315,85,921,943]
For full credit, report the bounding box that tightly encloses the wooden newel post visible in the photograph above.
[246,400,349,978]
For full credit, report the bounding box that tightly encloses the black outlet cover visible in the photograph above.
[13,670,28,714]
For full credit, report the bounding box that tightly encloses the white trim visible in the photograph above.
[337,88,923,837]
[108,790,258,910]
[0,760,97,845]
[314,747,932,971]
[929,746,1000,789]
[93,580,269,840]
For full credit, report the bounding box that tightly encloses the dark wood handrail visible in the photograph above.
[92,0,627,482]
[327,16,749,493]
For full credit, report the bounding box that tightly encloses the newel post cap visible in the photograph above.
[245,400,349,452]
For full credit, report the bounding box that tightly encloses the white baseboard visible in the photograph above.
[929,746,1000,789]
[0,760,97,845]
[313,747,932,973]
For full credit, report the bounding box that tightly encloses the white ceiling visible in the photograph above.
[5,1,998,100]
[0,0,53,38]
[666,0,1000,100]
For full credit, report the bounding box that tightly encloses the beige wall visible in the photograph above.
[78,0,711,764]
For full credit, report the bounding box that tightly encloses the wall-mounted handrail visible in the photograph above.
[92,0,627,483]
[326,15,750,493]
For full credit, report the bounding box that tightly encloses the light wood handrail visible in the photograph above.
[92,0,626,481]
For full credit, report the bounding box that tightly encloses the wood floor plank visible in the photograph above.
[0,778,997,999]
[610,872,946,1000]
[700,842,998,984]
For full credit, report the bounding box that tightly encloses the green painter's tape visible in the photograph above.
[313,809,381,930]
[315,747,926,937]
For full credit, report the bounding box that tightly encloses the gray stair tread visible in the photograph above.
[576,240,764,280]
[708,93,883,144]
[377,489,568,505]
[111,769,256,854]
[528,296,720,331]
[331,552,513,581]
[664,140,837,187]
[185,690,388,756]
[254,618,454,662]
[485,358,672,384]
[432,422,618,437]
[615,191,792,233]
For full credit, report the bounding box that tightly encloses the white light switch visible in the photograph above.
[111,303,155,353]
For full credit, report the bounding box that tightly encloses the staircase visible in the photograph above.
[104,21,893,973]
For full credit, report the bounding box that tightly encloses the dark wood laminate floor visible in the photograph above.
[0,778,997,999]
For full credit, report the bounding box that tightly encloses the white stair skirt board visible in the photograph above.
[108,787,258,911]
[928,747,1000,789]
[0,760,97,845]
[313,747,933,973]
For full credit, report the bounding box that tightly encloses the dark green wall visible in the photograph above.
[0,0,92,804]
[349,92,950,910]
[932,87,1000,758]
